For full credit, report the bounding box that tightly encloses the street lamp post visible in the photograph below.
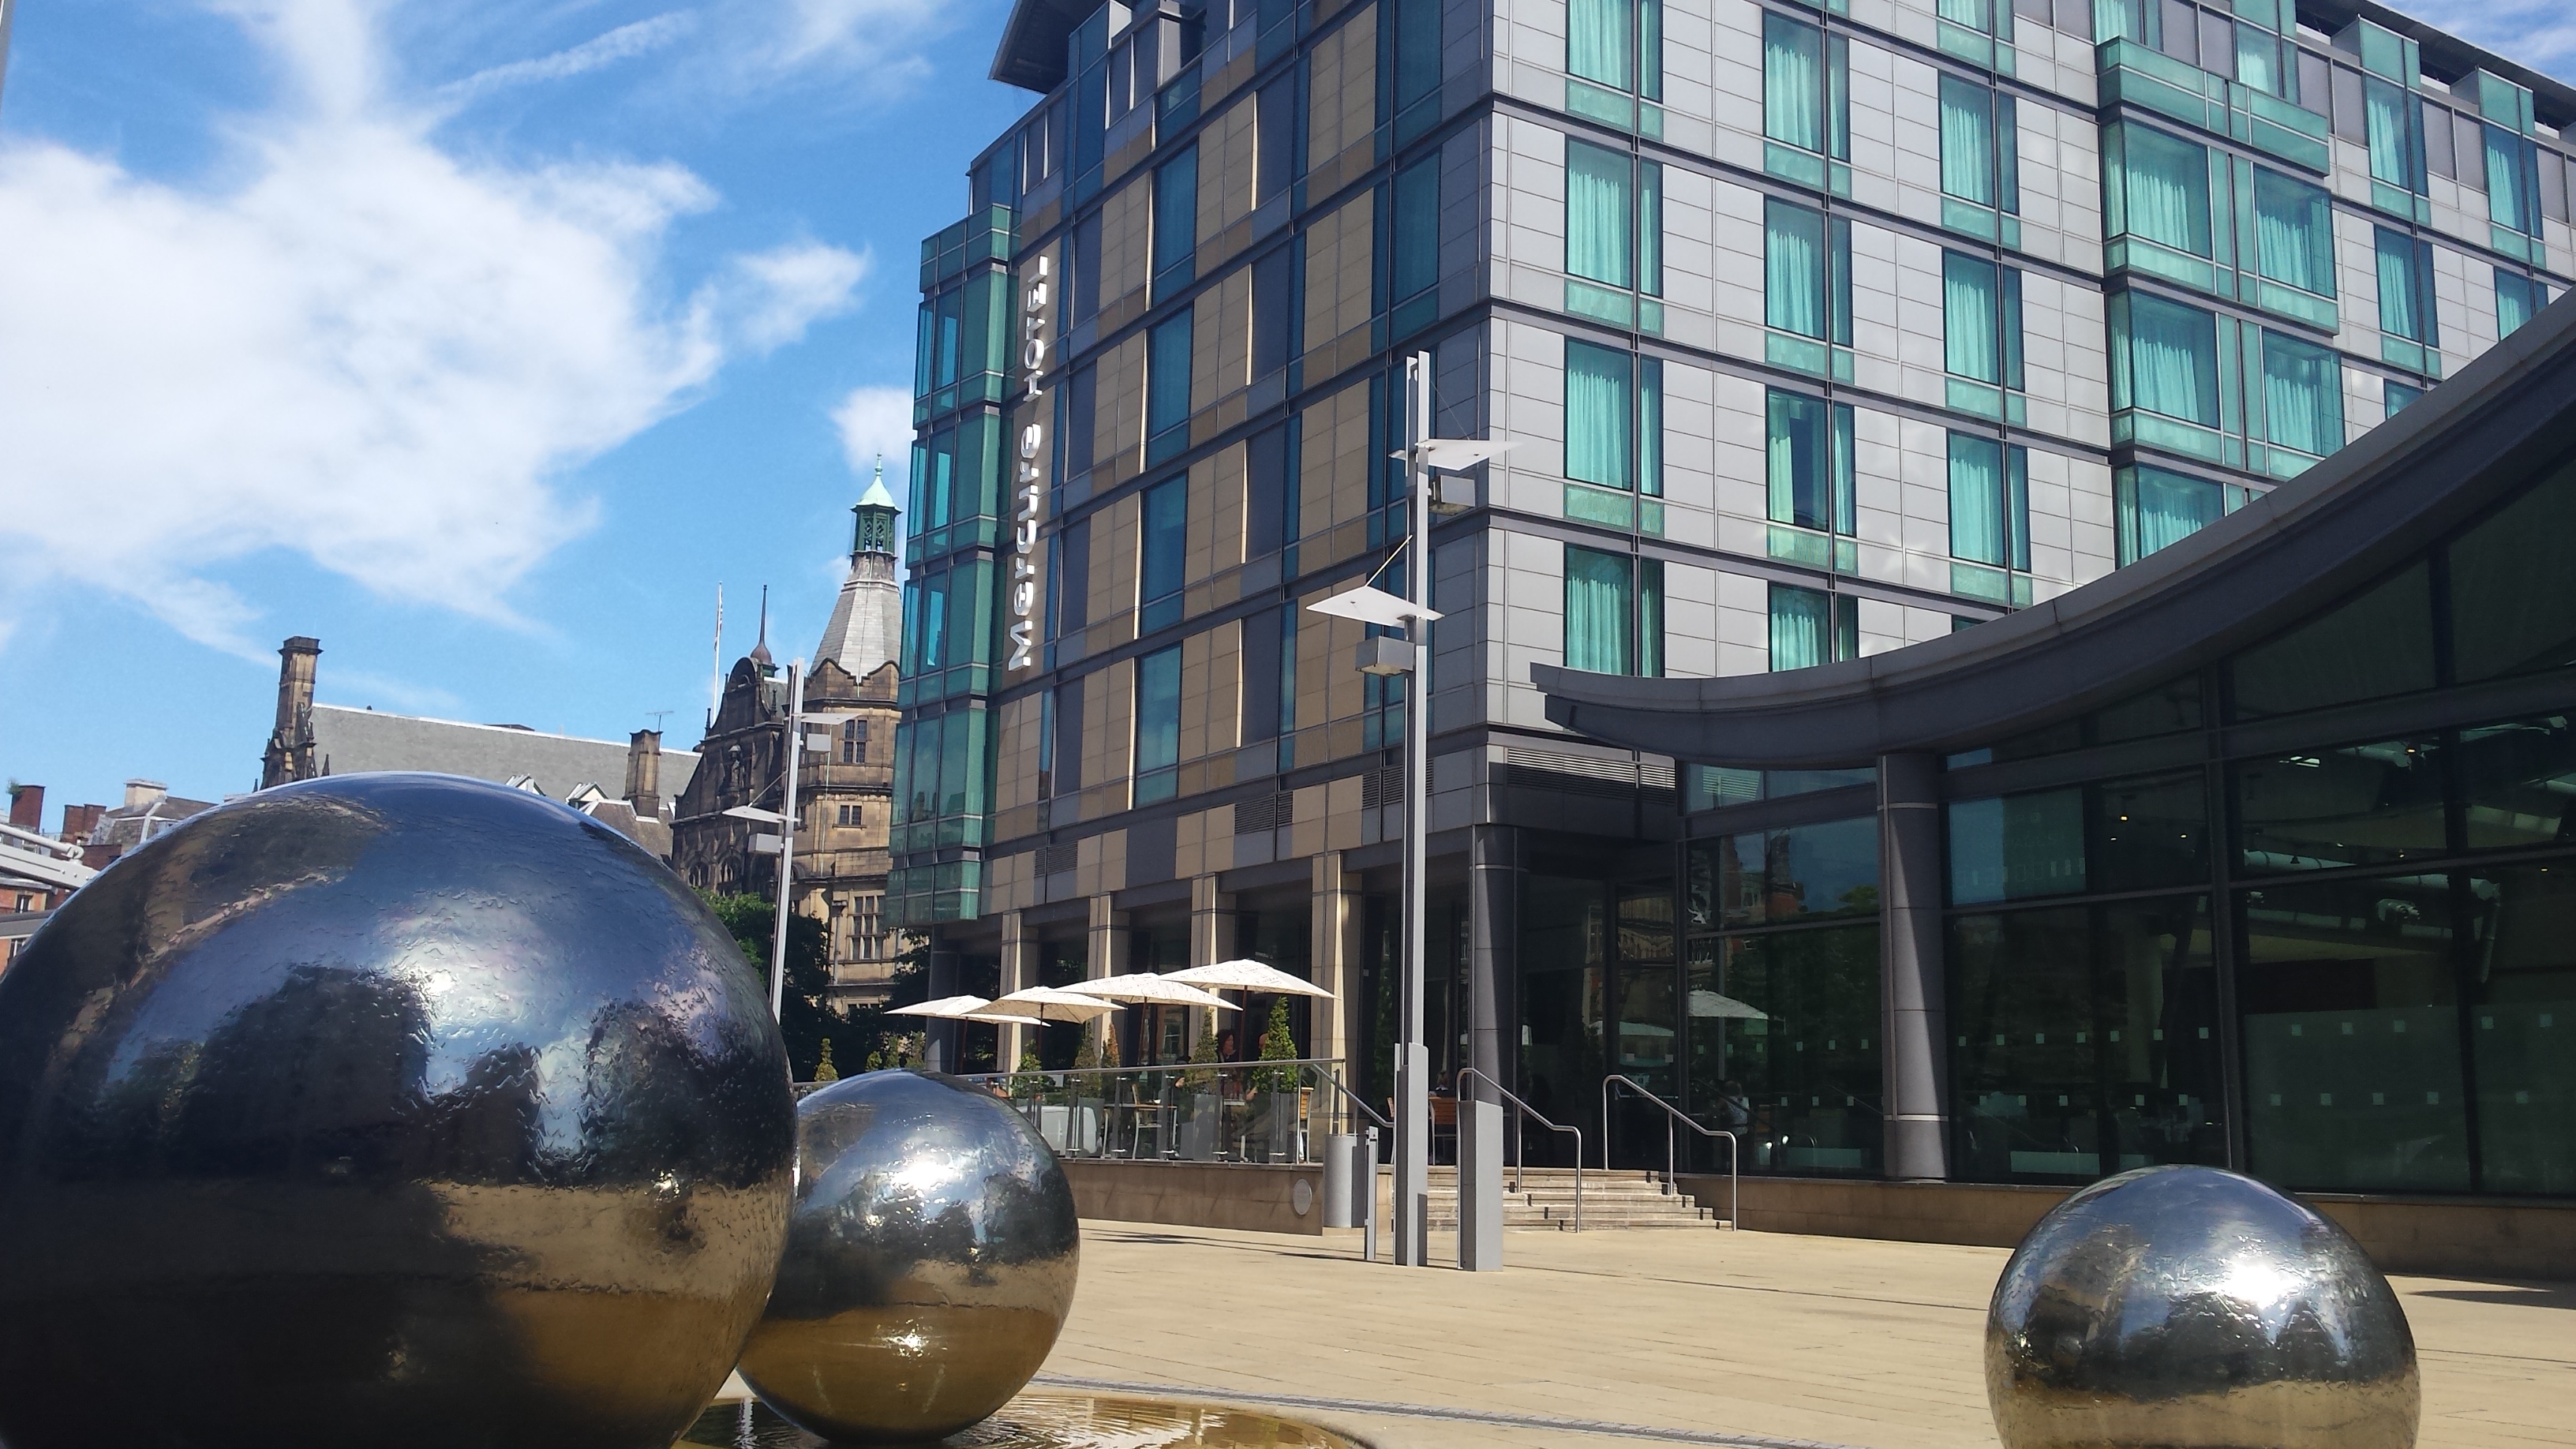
[726,657,855,1024]
[1310,350,1511,1268]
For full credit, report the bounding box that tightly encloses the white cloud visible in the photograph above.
[2397,0,2576,84]
[758,0,952,78]
[0,0,864,657]
[832,384,915,485]
[439,13,700,106]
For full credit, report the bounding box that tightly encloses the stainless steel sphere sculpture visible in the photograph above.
[1986,1165,2419,1449]
[0,773,799,1449]
[738,1069,1081,1444]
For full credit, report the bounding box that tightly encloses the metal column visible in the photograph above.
[1879,752,1949,1181]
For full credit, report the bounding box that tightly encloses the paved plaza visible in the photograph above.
[1035,1223,2576,1449]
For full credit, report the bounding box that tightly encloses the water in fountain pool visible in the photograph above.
[680,1392,1357,1449]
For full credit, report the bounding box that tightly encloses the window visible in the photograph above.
[2233,21,2280,95]
[1568,0,1661,99]
[1152,147,1197,298]
[1938,0,1998,35]
[2116,464,2241,564]
[2260,328,2342,459]
[1768,582,1856,670]
[1393,0,1441,114]
[1938,74,2017,216]
[1145,310,1192,464]
[1133,646,1182,803]
[2496,269,2544,339]
[1763,197,1847,344]
[2112,291,2220,426]
[1564,340,1662,495]
[1563,545,1663,676]
[2383,378,2423,415]
[840,718,868,764]
[2484,125,2540,237]
[1565,139,1661,298]
[1689,818,1878,930]
[2364,76,2424,194]
[2251,169,2332,298]
[1948,432,2028,572]
[1139,476,1187,631]
[1391,155,1441,305]
[2375,228,2434,344]
[1765,389,1854,536]
[1942,251,2024,389]
[2113,124,2213,257]
[1762,13,1848,166]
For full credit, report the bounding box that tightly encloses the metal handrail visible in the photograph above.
[1455,1068,1582,1232]
[1600,1074,1739,1230]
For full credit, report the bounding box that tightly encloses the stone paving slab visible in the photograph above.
[1040,1223,2576,1449]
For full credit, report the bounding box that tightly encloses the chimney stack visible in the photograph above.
[626,730,664,820]
[6,784,40,832]
[60,803,104,844]
[263,637,324,788]
[122,780,169,811]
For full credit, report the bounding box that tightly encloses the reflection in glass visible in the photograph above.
[1687,926,1881,1175]
[2448,459,2576,682]
[1518,875,1605,1133]
[1613,888,1677,1098]
[2462,863,2576,1194]
[2238,874,2469,1192]
[1950,897,2223,1182]
[2230,562,2434,717]
[2235,739,2444,873]
[2456,717,2576,851]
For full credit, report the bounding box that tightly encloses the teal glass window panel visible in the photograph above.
[2237,872,2470,1193]
[1768,582,1832,671]
[2252,168,2333,297]
[1825,35,1851,160]
[1565,340,1634,490]
[1639,0,1661,99]
[1152,147,1198,282]
[1565,544,1635,674]
[2230,561,2435,718]
[2448,459,2576,682]
[2364,77,2421,193]
[1996,95,2020,216]
[1948,431,2007,566]
[2008,445,2030,572]
[1939,74,1996,207]
[1763,13,1824,152]
[2117,464,2228,564]
[2260,328,2342,457]
[2093,0,2147,42]
[1944,251,2001,384]
[912,301,938,396]
[1567,139,1634,289]
[1392,155,1440,303]
[1393,0,1441,110]
[1766,388,1832,530]
[1829,216,1853,347]
[1134,644,1183,775]
[2496,270,2541,339]
[1765,197,1827,339]
[1948,789,2084,904]
[1570,0,1636,90]
[2375,227,2429,342]
[1146,310,1193,451]
[2462,861,2576,1195]
[2119,291,2222,426]
[2233,22,2280,95]
[2118,125,2214,256]
[2484,125,2537,234]
[1139,475,1187,615]
[1638,161,1664,298]
[1937,0,1990,28]
[2383,378,2422,415]
[1639,558,1664,677]
[1638,357,1664,496]
[938,706,979,816]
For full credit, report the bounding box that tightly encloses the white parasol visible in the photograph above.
[1060,973,1240,1010]
[971,987,1124,1024]
[1166,958,1335,999]
[887,994,1021,1021]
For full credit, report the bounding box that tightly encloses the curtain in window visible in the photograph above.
[1765,199,1825,339]
[1948,432,2005,565]
[2092,0,2144,43]
[1565,546,1634,674]
[2125,465,2227,561]
[2496,270,2540,338]
[1939,76,1995,206]
[2364,78,2413,189]
[1768,583,1832,671]
[1944,251,2001,383]
[1565,341,1634,489]
[2253,170,2332,296]
[2123,293,2220,425]
[1764,13,1822,152]
[2233,23,2279,95]
[2261,330,2343,457]
[2484,126,2533,234]
[1567,140,1632,287]
[1938,0,1990,32]
[1766,389,1829,528]
[2383,379,2422,415]
[2376,229,2425,341]
[1569,0,1634,90]
[1638,161,1664,297]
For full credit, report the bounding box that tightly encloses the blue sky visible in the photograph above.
[0,0,1035,818]
[2,0,2570,822]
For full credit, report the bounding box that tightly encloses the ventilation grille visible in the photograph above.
[1500,747,1672,799]
[1232,792,1296,835]
[1035,843,1079,875]
[1503,747,1638,781]
[1359,766,1406,809]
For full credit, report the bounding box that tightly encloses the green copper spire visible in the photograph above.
[852,455,899,559]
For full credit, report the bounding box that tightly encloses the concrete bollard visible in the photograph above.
[1321,1133,1357,1228]
[1458,1096,1503,1271]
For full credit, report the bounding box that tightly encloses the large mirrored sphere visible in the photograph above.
[1986,1165,2418,1449]
[738,1070,1080,1443]
[0,773,798,1449]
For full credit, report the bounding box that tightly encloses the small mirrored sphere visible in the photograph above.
[0,774,798,1449]
[1986,1165,2419,1449]
[738,1070,1080,1444]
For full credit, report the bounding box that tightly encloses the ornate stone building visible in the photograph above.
[671,476,905,1010]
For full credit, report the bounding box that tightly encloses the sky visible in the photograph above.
[1,0,2570,823]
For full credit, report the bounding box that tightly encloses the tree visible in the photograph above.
[1255,997,1297,1091]
[702,893,834,1081]
[813,1039,840,1083]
